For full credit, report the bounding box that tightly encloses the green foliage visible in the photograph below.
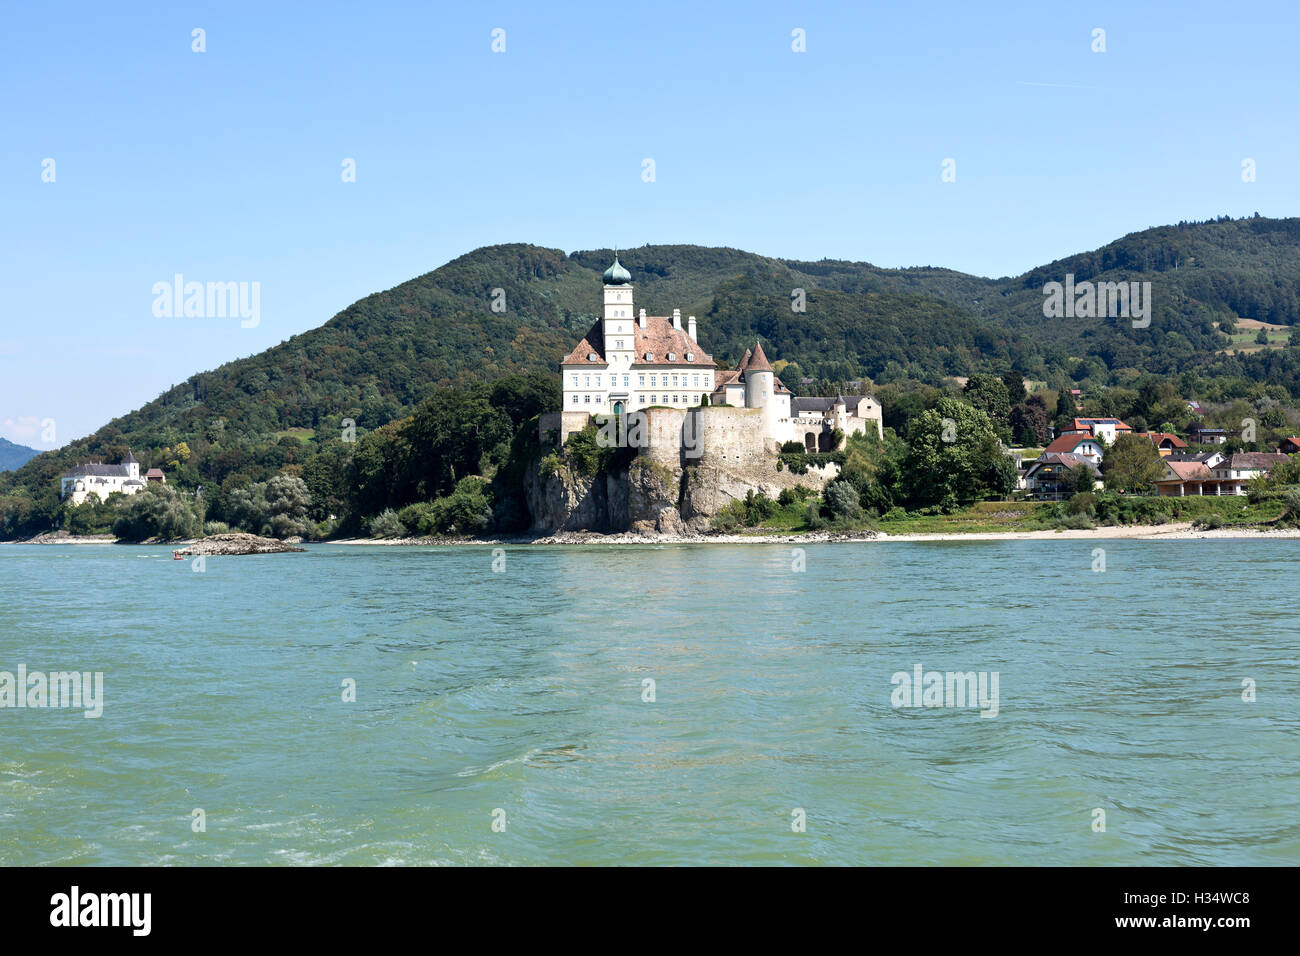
[1101,433,1166,494]
[824,480,863,519]
[62,494,120,535]
[111,485,202,541]
[367,509,407,538]
[226,474,314,538]
[901,398,1018,509]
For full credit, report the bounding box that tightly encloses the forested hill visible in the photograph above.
[5,215,1300,516]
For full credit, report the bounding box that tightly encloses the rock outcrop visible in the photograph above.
[175,533,305,555]
[524,446,833,535]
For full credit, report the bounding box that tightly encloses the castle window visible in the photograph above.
[644,352,653,361]
[672,375,678,386]
[693,374,700,386]
[650,375,657,386]
[672,395,678,404]
[639,395,646,403]
[639,375,645,386]
[587,352,598,361]
[651,395,657,403]
[623,375,629,387]
[616,340,623,349]
[571,395,578,404]
[570,374,577,386]
[584,395,590,404]
[667,352,676,362]
[686,352,694,362]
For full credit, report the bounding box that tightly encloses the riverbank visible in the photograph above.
[13,523,1300,548]
[327,522,1300,545]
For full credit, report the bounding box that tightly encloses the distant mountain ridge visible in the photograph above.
[0,437,40,473]
[4,215,1300,507]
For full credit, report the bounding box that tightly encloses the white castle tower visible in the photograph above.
[743,340,777,440]
[602,256,635,379]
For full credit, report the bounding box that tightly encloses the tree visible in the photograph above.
[1067,463,1096,494]
[824,480,863,519]
[1009,398,1050,446]
[112,485,201,541]
[1002,370,1027,404]
[963,375,1011,431]
[902,398,1017,510]
[1101,433,1166,494]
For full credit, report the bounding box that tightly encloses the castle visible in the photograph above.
[60,452,165,506]
[547,257,882,458]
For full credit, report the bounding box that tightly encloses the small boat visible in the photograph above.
[172,551,184,560]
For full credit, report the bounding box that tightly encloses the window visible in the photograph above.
[571,394,578,404]
[616,339,623,349]
[667,352,676,362]
[639,395,646,403]
[672,375,678,387]
[650,375,658,387]
[584,376,590,387]
[651,395,657,403]
[672,395,678,404]
[584,395,590,404]
[644,352,654,361]
[692,374,699,386]
[570,374,577,386]
[587,352,598,362]
[595,375,601,387]
[686,352,694,362]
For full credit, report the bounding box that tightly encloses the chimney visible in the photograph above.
[672,308,681,331]
[687,315,697,341]
[638,308,646,329]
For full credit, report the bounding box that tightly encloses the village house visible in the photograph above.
[1041,433,1105,464]
[1155,452,1290,496]
[1187,423,1228,445]
[1023,453,1099,499]
[1061,417,1133,443]
[1136,431,1188,456]
[1277,437,1300,455]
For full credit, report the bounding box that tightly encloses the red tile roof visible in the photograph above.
[1045,434,1102,454]
[560,316,715,368]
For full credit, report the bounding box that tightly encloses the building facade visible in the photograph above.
[59,452,159,506]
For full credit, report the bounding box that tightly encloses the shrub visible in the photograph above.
[780,440,805,454]
[824,480,863,519]
[203,521,230,536]
[1066,492,1097,517]
[368,509,408,538]
[111,485,201,541]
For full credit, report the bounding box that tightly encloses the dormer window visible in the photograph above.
[587,352,598,362]
[644,352,653,361]
[686,352,694,362]
[667,352,676,362]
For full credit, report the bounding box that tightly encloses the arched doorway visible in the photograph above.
[804,432,817,451]
[818,432,833,452]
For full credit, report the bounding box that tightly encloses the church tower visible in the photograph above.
[601,256,635,411]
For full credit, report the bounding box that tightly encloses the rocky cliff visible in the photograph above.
[524,449,834,535]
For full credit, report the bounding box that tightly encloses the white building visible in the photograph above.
[60,452,162,505]
[561,257,715,414]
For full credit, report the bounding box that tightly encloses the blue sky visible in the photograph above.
[2,0,1297,446]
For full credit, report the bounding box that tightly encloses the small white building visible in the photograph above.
[60,452,159,505]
